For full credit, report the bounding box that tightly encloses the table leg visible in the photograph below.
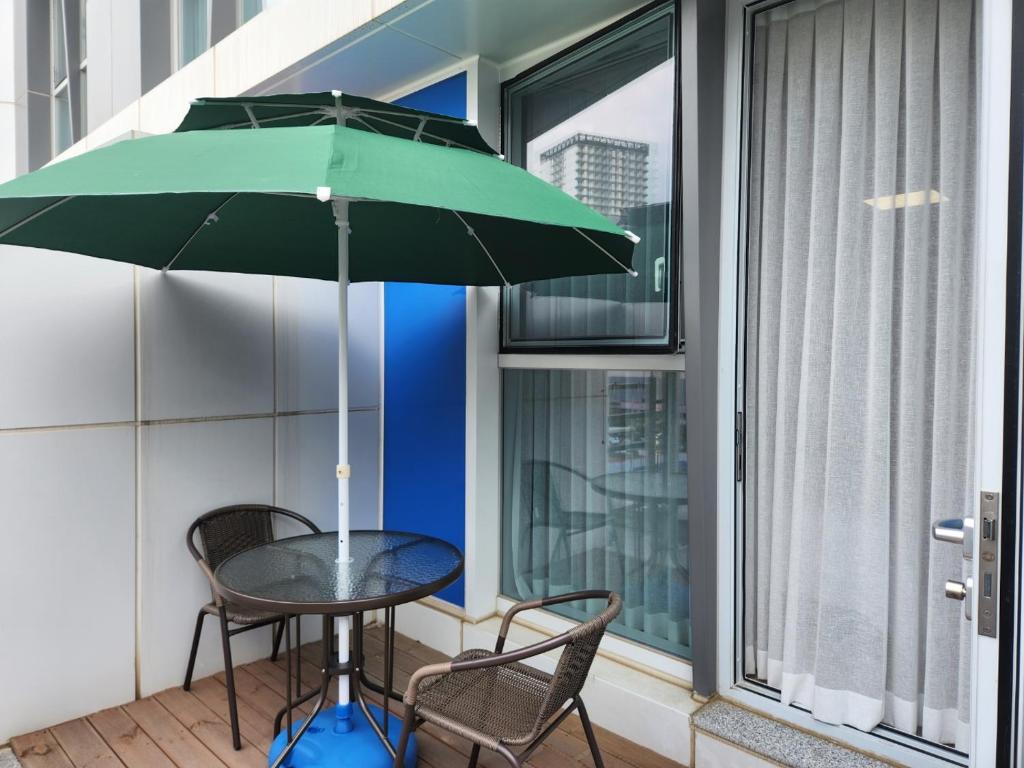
[270,615,334,768]
[350,611,398,759]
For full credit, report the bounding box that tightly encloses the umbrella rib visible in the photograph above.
[572,227,639,277]
[0,196,74,239]
[163,193,239,271]
[349,115,383,134]
[451,210,510,287]
[357,112,488,154]
[351,105,475,128]
[212,110,326,130]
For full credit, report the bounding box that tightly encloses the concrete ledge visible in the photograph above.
[692,700,896,768]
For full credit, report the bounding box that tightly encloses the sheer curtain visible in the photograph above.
[501,369,690,657]
[743,0,976,750]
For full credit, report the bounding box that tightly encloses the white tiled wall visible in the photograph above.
[0,426,136,740]
[0,249,134,429]
[138,271,274,421]
[138,417,276,695]
[0,238,383,738]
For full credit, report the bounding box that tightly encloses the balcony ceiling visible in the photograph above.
[252,0,645,99]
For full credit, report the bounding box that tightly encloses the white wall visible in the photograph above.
[0,240,382,738]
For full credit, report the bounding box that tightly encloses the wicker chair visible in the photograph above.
[184,504,320,750]
[394,590,622,768]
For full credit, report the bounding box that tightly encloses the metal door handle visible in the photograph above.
[945,578,973,621]
[932,517,973,560]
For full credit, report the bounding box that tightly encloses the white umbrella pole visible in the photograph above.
[333,198,353,732]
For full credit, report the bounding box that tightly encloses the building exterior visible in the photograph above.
[1,1,1023,768]
[540,132,650,221]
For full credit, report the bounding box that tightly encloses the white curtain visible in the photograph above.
[743,0,976,750]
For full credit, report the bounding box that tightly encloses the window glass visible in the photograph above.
[502,5,676,349]
[178,0,210,67]
[79,0,86,59]
[241,0,262,22]
[501,368,690,657]
[51,0,67,86]
[53,87,72,154]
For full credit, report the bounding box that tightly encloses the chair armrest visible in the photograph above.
[496,590,614,652]
[405,633,574,706]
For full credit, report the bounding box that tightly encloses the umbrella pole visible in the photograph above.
[334,198,354,733]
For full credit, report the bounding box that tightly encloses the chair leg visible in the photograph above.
[392,705,416,768]
[218,606,242,750]
[577,698,604,768]
[271,619,285,662]
[467,744,481,768]
[183,609,206,691]
[495,744,522,767]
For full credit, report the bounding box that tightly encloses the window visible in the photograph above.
[50,0,72,155]
[501,4,678,350]
[240,0,282,23]
[177,0,210,68]
[501,368,690,657]
[78,0,87,135]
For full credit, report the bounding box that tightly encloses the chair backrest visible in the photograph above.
[522,460,590,518]
[534,592,622,727]
[186,504,321,598]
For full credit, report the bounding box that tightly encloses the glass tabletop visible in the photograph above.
[591,470,688,503]
[214,530,464,614]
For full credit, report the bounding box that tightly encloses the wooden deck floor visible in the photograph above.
[11,625,681,768]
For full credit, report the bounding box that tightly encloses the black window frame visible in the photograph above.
[498,0,684,355]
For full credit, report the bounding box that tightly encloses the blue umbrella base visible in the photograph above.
[268,704,417,768]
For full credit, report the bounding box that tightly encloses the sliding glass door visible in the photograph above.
[732,0,1011,763]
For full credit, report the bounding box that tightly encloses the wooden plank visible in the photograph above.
[10,730,74,768]
[188,677,274,753]
[50,718,125,768]
[122,698,226,768]
[562,715,682,768]
[87,708,176,768]
[154,687,264,768]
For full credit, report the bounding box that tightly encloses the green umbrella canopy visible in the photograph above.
[0,123,636,285]
[175,91,498,156]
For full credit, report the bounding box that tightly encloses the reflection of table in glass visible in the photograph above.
[215,530,463,768]
[591,471,689,641]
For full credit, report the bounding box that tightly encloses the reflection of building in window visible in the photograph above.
[540,133,649,221]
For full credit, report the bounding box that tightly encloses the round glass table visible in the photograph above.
[215,530,463,768]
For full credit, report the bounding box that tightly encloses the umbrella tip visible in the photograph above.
[465,118,477,126]
[316,186,332,202]
[623,230,641,244]
[629,269,639,278]
[497,153,506,160]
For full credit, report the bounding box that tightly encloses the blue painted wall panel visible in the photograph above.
[384,74,467,606]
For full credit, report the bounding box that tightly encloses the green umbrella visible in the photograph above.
[176,90,498,156]
[0,93,638,762]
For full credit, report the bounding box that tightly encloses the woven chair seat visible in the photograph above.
[202,601,282,625]
[415,649,555,749]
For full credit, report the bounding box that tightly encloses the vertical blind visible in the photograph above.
[744,0,976,750]
[501,369,690,657]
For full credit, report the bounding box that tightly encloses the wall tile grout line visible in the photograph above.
[0,407,380,436]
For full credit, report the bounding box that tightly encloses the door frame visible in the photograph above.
[715,0,1015,766]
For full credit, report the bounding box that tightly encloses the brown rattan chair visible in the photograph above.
[394,590,622,768]
[184,504,320,750]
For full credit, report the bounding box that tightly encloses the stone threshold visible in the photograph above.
[692,699,900,768]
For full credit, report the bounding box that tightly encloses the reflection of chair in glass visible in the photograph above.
[516,461,616,596]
